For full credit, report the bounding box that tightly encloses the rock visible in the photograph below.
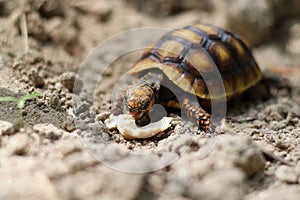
[0,0,5,16]
[29,68,45,88]
[189,168,245,200]
[61,117,76,132]
[207,135,266,177]
[213,0,300,47]
[71,0,113,22]
[286,21,300,56]
[171,154,213,181]
[74,101,91,116]
[274,140,289,150]
[23,12,49,42]
[269,121,286,131]
[156,152,179,168]
[109,153,156,173]
[4,133,30,156]
[297,162,300,183]
[33,123,65,140]
[52,133,82,156]
[275,165,298,183]
[271,0,300,20]
[54,165,145,200]
[168,136,263,200]
[0,55,4,69]
[254,43,297,67]
[64,151,98,173]
[296,161,300,175]
[59,72,83,92]
[45,17,79,53]
[0,157,58,200]
[0,120,14,135]
[43,158,69,179]
[32,0,65,18]
[0,0,17,16]
[46,93,62,110]
[170,134,195,155]
[126,0,212,16]
[147,174,165,195]
[245,185,300,200]
[97,111,111,121]
[164,175,189,197]
[261,104,288,122]
[214,0,274,46]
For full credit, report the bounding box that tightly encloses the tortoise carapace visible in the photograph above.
[113,24,262,132]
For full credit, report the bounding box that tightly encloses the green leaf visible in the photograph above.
[17,92,41,109]
[0,96,18,102]
[0,92,41,109]
[17,99,25,109]
[21,92,41,101]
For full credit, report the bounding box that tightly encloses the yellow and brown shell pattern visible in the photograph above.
[129,23,262,101]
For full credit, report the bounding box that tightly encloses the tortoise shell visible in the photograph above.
[129,24,262,100]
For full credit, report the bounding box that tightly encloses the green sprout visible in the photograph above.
[0,92,41,127]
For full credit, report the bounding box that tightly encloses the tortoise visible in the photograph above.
[113,23,262,132]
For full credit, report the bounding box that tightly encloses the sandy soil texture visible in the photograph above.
[0,0,299,199]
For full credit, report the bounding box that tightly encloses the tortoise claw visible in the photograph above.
[207,122,216,133]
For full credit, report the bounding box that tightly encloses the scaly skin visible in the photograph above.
[112,71,163,118]
[182,97,213,132]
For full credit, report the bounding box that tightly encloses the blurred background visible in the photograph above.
[0,1,299,200]
[1,0,300,68]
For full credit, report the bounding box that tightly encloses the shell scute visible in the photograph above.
[171,29,203,44]
[156,40,186,60]
[193,24,219,37]
[185,50,215,74]
[130,24,262,100]
[209,42,234,70]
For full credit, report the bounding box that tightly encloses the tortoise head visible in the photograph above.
[124,84,155,120]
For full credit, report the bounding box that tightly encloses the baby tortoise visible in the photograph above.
[113,24,262,132]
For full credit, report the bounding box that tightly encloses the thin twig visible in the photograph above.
[260,148,295,167]
[20,13,29,54]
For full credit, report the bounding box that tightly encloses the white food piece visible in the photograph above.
[104,114,118,130]
[104,114,172,140]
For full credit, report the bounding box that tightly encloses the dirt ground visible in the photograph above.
[0,0,300,200]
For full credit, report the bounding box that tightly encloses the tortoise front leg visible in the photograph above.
[182,97,214,132]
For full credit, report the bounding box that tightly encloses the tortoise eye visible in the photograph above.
[141,100,150,110]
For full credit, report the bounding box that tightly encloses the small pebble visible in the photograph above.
[275,140,289,150]
[275,165,298,183]
[97,111,111,121]
[6,133,30,155]
[59,72,83,92]
[29,69,45,88]
[0,120,14,135]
